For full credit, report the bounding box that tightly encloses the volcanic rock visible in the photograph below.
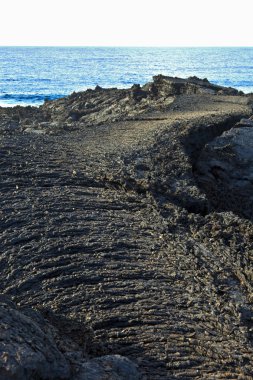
[1,75,253,379]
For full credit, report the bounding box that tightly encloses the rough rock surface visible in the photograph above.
[1,76,253,379]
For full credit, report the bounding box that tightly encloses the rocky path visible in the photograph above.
[1,87,253,379]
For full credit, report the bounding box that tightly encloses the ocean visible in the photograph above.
[1,47,253,107]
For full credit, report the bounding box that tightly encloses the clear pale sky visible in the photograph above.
[1,0,252,46]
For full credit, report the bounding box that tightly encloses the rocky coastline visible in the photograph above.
[1,75,253,379]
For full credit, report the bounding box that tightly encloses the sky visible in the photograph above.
[1,0,252,46]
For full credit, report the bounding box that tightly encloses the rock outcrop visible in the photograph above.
[0,75,245,134]
[144,75,242,96]
[1,76,253,379]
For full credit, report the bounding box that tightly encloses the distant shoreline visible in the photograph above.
[1,46,253,107]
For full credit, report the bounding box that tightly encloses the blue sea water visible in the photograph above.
[1,47,253,107]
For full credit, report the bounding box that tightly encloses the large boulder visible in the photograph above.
[0,296,70,380]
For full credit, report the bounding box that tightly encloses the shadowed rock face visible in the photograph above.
[1,76,253,379]
[196,121,253,219]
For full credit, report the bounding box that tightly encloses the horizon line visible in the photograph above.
[1,45,253,48]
